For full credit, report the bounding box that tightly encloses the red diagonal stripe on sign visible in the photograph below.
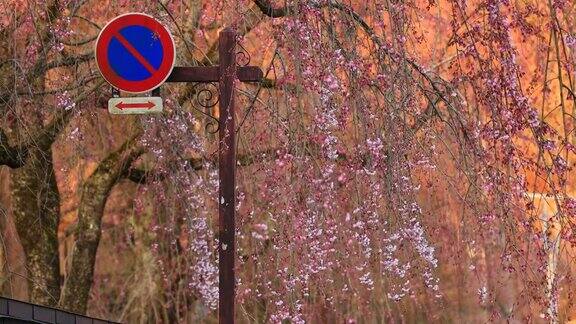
[112,32,157,75]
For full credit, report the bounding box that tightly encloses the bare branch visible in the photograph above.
[253,0,290,17]
[34,52,93,76]
[124,147,277,184]
[0,129,27,168]
[0,80,104,168]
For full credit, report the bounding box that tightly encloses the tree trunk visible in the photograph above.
[60,136,141,313]
[10,146,61,306]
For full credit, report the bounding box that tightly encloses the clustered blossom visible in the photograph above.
[447,0,576,320]
[138,98,219,311]
[56,91,75,110]
[232,1,447,322]
[49,16,73,52]
[478,286,489,304]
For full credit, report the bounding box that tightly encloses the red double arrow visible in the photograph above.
[115,101,155,110]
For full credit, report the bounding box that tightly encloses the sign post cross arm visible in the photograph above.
[167,65,262,83]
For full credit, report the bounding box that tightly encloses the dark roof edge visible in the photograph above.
[0,296,120,323]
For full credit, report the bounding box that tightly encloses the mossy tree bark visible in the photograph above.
[2,8,63,304]
[10,145,61,306]
[59,134,142,313]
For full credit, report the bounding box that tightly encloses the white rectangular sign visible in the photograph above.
[108,97,163,114]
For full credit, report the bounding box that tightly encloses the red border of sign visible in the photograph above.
[95,13,176,93]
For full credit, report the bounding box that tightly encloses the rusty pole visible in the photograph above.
[166,27,261,323]
[218,27,237,324]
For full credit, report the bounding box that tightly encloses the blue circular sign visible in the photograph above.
[95,13,176,93]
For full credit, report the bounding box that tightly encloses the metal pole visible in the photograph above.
[218,27,237,324]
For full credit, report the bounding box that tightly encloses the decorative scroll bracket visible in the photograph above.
[166,65,262,133]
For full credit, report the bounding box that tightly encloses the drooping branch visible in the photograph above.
[253,0,456,104]
[123,157,203,184]
[39,52,94,74]
[253,0,369,23]
[254,0,472,146]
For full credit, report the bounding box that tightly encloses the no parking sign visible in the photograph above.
[95,13,176,94]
